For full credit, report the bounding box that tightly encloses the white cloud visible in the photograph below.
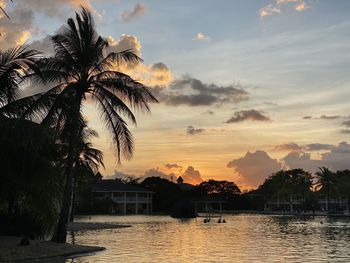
[193,32,210,41]
[259,0,310,17]
[259,4,281,17]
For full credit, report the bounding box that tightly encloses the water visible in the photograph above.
[66,214,350,262]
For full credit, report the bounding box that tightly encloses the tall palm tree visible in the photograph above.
[315,167,335,211]
[29,8,157,242]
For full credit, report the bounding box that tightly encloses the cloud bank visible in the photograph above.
[227,141,350,188]
[109,163,203,185]
[227,150,283,187]
[157,76,248,107]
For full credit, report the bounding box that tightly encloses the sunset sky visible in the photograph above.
[1,0,350,189]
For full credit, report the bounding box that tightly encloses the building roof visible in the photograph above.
[93,179,153,193]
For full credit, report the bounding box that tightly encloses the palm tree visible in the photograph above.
[28,8,157,242]
[315,167,335,211]
[0,45,40,108]
[0,45,62,238]
[69,122,104,222]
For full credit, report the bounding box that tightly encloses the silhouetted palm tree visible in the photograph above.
[315,167,335,211]
[29,8,157,242]
[69,122,104,222]
[0,45,40,107]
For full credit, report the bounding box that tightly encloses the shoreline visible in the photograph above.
[67,222,131,231]
[0,236,104,262]
[230,210,350,217]
[0,222,131,262]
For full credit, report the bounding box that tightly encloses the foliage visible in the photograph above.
[18,7,157,242]
[0,45,40,107]
[196,180,241,197]
[0,117,62,238]
[141,177,182,212]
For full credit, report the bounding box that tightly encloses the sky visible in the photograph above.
[1,0,350,189]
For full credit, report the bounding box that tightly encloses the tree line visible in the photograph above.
[90,167,350,216]
[255,167,350,212]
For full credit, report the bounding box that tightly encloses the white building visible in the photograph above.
[93,180,153,215]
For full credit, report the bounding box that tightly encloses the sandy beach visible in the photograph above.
[0,235,104,262]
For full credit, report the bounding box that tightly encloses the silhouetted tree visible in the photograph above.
[196,180,241,196]
[259,169,312,211]
[26,8,157,243]
[334,170,350,212]
[67,123,104,222]
[0,118,61,238]
[315,167,335,211]
[0,45,40,108]
[141,177,181,212]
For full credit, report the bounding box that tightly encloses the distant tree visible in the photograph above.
[259,169,312,211]
[334,170,350,212]
[141,177,181,212]
[315,167,335,211]
[197,180,241,197]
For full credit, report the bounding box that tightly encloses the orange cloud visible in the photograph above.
[295,2,309,12]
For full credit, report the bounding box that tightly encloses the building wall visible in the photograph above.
[93,191,153,215]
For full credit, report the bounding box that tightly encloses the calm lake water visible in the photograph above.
[66,214,350,262]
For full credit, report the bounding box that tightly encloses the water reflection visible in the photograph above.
[66,214,350,262]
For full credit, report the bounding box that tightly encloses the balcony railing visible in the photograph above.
[111,197,150,203]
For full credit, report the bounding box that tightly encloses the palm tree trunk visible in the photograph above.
[70,175,77,223]
[52,94,82,243]
[7,196,14,215]
[51,143,75,243]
